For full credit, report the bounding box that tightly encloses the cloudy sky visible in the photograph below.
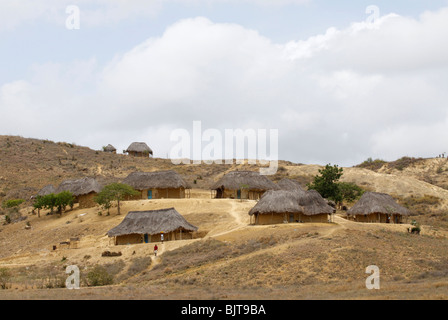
[1,0,448,166]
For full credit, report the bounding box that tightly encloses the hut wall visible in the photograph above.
[115,234,143,245]
[138,188,185,199]
[255,212,329,225]
[218,189,265,200]
[128,151,149,158]
[114,231,194,245]
[353,213,403,224]
[78,193,97,209]
[256,213,286,225]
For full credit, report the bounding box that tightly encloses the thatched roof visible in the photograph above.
[104,144,116,152]
[37,184,56,196]
[107,208,198,237]
[249,189,334,216]
[55,177,101,196]
[277,179,306,193]
[300,190,335,215]
[347,192,411,216]
[122,170,190,190]
[211,171,279,191]
[126,142,153,155]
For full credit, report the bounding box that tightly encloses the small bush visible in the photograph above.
[86,265,114,287]
[2,199,24,209]
[0,268,11,289]
[356,158,387,171]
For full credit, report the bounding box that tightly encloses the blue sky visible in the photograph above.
[1,1,448,166]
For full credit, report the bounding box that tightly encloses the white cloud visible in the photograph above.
[1,8,448,165]
[0,0,309,31]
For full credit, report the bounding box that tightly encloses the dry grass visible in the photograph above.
[1,135,448,299]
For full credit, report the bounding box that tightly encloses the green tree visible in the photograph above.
[43,193,57,214]
[338,182,365,203]
[33,196,45,218]
[33,192,74,216]
[95,190,114,215]
[55,191,75,215]
[95,183,139,215]
[307,164,344,203]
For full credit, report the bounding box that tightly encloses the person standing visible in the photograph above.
[154,244,158,257]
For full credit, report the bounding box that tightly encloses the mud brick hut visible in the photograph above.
[123,170,190,199]
[56,177,101,209]
[125,142,153,158]
[211,171,279,200]
[346,192,410,224]
[249,189,334,225]
[103,144,117,154]
[107,208,198,245]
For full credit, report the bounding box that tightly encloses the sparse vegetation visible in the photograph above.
[356,157,387,171]
[86,265,114,287]
[388,156,425,171]
[0,268,11,289]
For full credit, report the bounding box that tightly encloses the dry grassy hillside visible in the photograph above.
[0,135,298,203]
[0,193,447,299]
[1,135,448,300]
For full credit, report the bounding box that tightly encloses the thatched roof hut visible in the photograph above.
[103,144,116,153]
[211,171,278,199]
[123,170,190,190]
[277,179,306,193]
[249,189,334,224]
[126,142,153,157]
[249,190,334,216]
[56,177,101,196]
[347,192,410,223]
[249,190,301,215]
[55,177,101,208]
[122,170,190,199]
[107,208,198,244]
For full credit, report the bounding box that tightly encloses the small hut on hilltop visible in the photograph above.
[211,171,278,200]
[103,144,117,154]
[123,170,190,199]
[249,189,334,225]
[346,192,410,224]
[56,177,101,209]
[126,142,153,158]
[107,208,198,245]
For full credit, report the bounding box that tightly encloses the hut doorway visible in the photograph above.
[147,190,153,199]
[216,188,223,199]
[144,234,149,243]
[237,190,241,199]
[289,213,294,223]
